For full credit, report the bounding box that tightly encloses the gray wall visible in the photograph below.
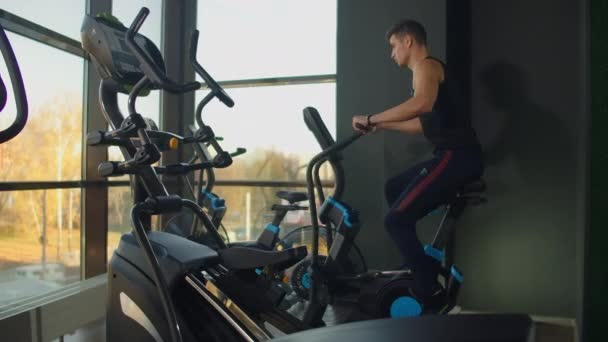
[454,0,587,319]
[336,0,446,269]
[337,0,587,322]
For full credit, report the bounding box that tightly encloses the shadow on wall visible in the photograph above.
[456,61,578,315]
[479,61,575,190]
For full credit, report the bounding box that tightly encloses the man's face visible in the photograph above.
[389,34,411,67]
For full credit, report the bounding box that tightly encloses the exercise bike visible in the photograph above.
[284,107,487,326]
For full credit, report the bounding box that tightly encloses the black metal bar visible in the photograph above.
[445,0,472,273]
[163,179,334,189]
[131,202,183,342]
[195,92,214,129]
[210,180,334,188]
[82,0,112,280]
[313,161,326,205]
[160,0,197,229]
[0,9,84,58]
[0,180,129,191]
[202,74,336,89]
[128,77,152,116]
[182,199,227,250]
[0,178,332,192]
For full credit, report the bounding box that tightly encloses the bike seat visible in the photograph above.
[459,179,486,195]
[276,191,308,204]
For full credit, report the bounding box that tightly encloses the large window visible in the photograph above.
[197,83,336,181]
[0,27,83,307]
[0,189,81,307]
[0,1,336,310]
[197,0,337,80]
[0,0,85,40]
[0,33,83,182]
[194,1,337,242]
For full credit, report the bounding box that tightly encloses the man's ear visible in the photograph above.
[404,34,413,47]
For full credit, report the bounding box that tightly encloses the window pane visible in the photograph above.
[0,33,83,181]
[194,185,339,245]
[117,92,160,125]
[113,0,163,124]
[217,186,313,242]
[107,186,132,261]
[0,0,85,40]
[194,83,336,181]
[0,189,81,308]
[107,186,160,261]
[197,0,337,80]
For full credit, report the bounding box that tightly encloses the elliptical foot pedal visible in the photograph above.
[447,305,462,315]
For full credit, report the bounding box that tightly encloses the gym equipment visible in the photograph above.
[177,100,368,282]
[287,107,487,326]
[82,8,533,342]
[0,21,28,144]
[181,122,309,251]
[181,121,356,257]
[272,314,534,342]
[82,9,310,342]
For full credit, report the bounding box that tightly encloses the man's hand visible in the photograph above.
[352,115,376,133]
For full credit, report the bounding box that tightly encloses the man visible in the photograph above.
[352,19,483,301]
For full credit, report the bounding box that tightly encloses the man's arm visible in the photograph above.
[376,118,423,134]
[369,59,441,125]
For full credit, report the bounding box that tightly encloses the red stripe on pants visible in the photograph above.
[396,151,454,212]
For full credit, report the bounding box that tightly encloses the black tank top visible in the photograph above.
[418,56,479,149]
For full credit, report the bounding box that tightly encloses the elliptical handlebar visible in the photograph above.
[230,147,247,158]
[309,123,367,203]
[306,129,365,193]
[125,8,200,94]
[305,120,365,318]
[189,30,234,108]
[186,29,236,190]
[305,127,364,204]
[0,22,28,144]
[0,72,6,112]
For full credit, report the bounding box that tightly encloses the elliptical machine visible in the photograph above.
[286,107,487,326]
[82,9,310,341]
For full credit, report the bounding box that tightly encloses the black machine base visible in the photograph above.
[272,314,534,342]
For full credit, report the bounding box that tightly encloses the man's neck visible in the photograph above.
[407,47,429,70]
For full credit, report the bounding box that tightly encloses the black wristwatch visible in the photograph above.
[367,114,374,126]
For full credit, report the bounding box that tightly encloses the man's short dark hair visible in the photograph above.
[386,19,427,46]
